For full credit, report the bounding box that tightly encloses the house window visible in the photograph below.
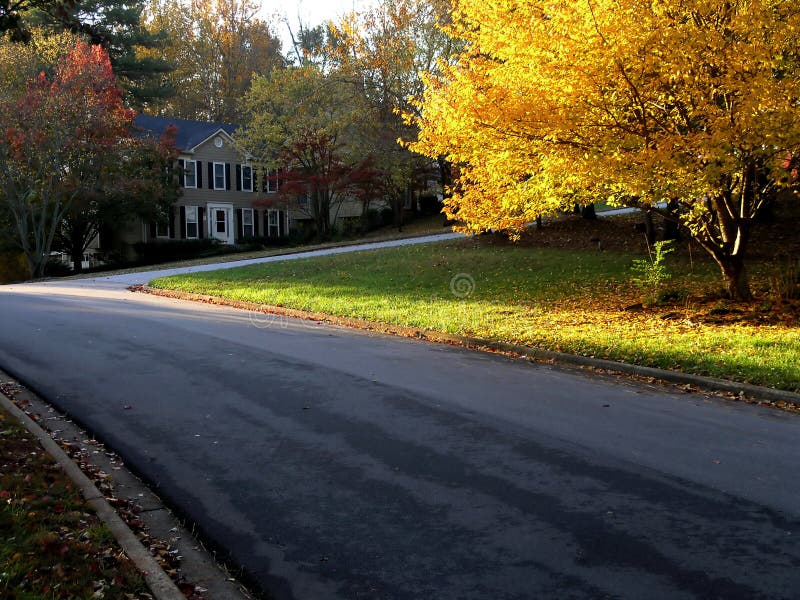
[267,169,279,193]
[155,220,170,238]
[185,206,198,239]
[267,209,280,237]
[184,160,197,188]
[242,166,253,192]
[215,209,226,233]
[242,208,254,237]
[213,162,226,190]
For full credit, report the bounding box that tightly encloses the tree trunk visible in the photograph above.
[580,203,597,220]
[71,247,84,273]
[437,156,452,192]
[644,210,656,244]
[719,258,752,301]
[662,199,680,240]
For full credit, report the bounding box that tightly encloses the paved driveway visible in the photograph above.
[1,241,799,599]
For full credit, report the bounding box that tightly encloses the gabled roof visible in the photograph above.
[133,114,239,153]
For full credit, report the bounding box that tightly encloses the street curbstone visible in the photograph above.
[0,391,185,600]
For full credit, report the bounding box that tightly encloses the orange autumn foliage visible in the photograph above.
[410,0,800,299]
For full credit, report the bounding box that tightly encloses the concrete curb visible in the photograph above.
[0,392,185,600]
[138,285,800,407]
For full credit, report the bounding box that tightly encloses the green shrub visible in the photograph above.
[418,194,442,216]
[631,240,674,301]
[133,239,228,264]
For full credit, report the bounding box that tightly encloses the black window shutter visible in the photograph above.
[179,206,186,239]
[225,163,231,191]
[236,165,242,191]
[279,210,284,237]
[198,207,205,238]
[251,169,257,193]
[196,161,202,188]
[169,207,176,238]
[148,221,156,239]
[262,171,268,192]
[253,209,259,236]
[236,209,243,240]
[208,162,214,189]
[178,159,185,187]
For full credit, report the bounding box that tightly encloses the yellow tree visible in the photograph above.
[411,0,800,299]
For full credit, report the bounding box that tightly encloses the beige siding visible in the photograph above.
[129,133,386,245]
[177,136,271,210]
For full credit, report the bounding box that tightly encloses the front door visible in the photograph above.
[207,203,234,244]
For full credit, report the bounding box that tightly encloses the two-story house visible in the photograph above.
[129,115,290,247]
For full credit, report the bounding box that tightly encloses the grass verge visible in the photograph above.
[150,239,800,392]
[0,405,149,599]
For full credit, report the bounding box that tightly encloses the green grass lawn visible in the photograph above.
[151,240,800,392]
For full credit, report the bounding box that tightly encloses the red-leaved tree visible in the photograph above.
[0,40,133,276]
[264,133,384,239]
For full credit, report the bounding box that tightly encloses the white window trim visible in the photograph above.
[185,205,199,239]
[267,209,281,237]
[241,165,253,192]
[184,159,197,189]
[213,161,226,191]
[242,208,254,238]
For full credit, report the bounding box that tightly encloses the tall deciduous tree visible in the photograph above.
[238,64,377,239]
[56,125,180,272]
[411,0,800,299]
[0,40,133,276]
[143,0,283,121]
[333,0,457,227]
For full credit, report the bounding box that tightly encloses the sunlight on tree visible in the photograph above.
[410,0,800,299]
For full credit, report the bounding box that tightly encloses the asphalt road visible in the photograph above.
[1,276,799,599]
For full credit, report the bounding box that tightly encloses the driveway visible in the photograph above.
[1,238,799,599]
[84,232,462,286]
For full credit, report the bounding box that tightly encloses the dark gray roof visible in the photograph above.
[133,114,239,152]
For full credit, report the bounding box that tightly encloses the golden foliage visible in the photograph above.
[410,1,800,262]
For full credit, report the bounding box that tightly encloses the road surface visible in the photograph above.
[0,266,798,599]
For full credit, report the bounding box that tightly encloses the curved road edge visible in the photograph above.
[0,388,185,600]
[137,284,800,408]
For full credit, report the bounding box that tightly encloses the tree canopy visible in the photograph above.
[143,0,283,121]
[238,64,377,238]
[0,0,76,42]
[0,38,169,276]
[410,0,800,299]
[15,0,173,106]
